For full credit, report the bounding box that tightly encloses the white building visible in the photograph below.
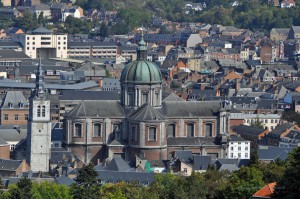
[14,27,68,59]
[228,135,250,159]
[243,114,281,130]
[62,7,81,22]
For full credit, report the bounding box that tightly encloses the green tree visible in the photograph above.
[9,177,33,199]
[223,167,265,199]
[256,161,286,183]
[274,147,300,198]
[70,162,100,199]
[250,117,264,129]
[32,181,72,199]
[99,22,108,38]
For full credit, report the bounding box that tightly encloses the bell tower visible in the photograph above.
[27,60,51,172]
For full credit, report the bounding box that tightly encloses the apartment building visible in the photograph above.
[14,27,68,59]
[68,41,117,58]
[227,135,251,159]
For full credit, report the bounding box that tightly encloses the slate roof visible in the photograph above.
[229,97,256,104]
[167,137,217,146]
[128,104,165,122]
[162,93,184,102]
[257,99,277,109]
[0,50,30,59]
[59,90,120,101]
[232,124,266,136]
[105,157,131,172]
[1,91,28,109]
[0,137,8,145]
[97,170,155,185]
[65,100,125,118]
[268,123,294,136]
[174,150,193,164]
[0,79,98,90]
[162,101,221,117]
[230,135,248,142]
[50,149,72,164]
[0,159,22,171]
[193,155,211,170]
[258,146,293,161]
[0,128,27,142]
[55,175,75,186]
[32,27,53,34]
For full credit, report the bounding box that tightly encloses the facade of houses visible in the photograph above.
[227,135,250,159]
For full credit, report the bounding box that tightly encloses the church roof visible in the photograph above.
[105,157,131,172]
[65,100,125,118]
[162,101,221,117]
[128,103,165,122]
[162,93,184,102]
[120,60,162,84]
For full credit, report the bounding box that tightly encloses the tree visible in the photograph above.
[32,181,72,199]
[99,22,108,38]
[9,177,33,199]
[250,117,264,129]
[274,147,300,198]
[70,162,100,199]
[223,167,265,199]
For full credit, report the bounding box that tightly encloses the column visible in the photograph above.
[179,119,184,137]
[139,122,145,147]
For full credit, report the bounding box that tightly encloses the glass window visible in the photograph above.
[113,124,121,139]
[245,153,248,158]
[230,153,233,158]
[187,123,194,137]
[14,114,19,120]
[25,114,29,120]
[205,123,213,137]
[149,127,156,141]
[142,93,148,104]
[37,105,41,117]
[128,93,134,106]
[245,146,249,151]
[93,123,101,137]
[74,123,82,137]
[238,146,241,151]
[131,126,137,141]
[42,106,46,117]
[4,114,8,120]
[238,153,241,158]
[167,124,176,137]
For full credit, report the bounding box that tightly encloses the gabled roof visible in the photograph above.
[97,170,154,184]
[162,93,184,102]
[59,90,119,101]
[0,50,30,59]
[55,175,75,186]
[232,124,266,136]
[174,150,193,164]
[1,91,28,109]
[258,146,293,161]
[128,103,165,122]
[32,27,53,34]
[252,182,276,198]
[0,159,22,171]
[65,100,125,118]
[268,123,294,136]
[193,155,211,170]
[162,101,221,117]
[105,157,131,172]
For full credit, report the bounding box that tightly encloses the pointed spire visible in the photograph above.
[137,26,147,61]
[35,58,46,98]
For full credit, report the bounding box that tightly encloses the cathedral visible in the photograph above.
[64,35,230,163]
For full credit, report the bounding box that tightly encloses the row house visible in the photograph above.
[68,42,117,59]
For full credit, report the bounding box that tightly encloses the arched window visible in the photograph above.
[128,93,134,106]
[74,123,82,137]
[42,106,46,117]
[187,123,194,137]
[205,123,213,137]
[93,123,101,137]
[37,106,41,117]
[142,92,149,104]
[167,124,176,137]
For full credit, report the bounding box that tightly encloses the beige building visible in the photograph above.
[14,27,67,59]
[68,42,117,59]
[1,0,11,6]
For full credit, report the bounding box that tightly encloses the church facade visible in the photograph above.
[64,36,230,163]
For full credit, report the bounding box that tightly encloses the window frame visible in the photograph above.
[74,123,82,137]
[148,126,157,141]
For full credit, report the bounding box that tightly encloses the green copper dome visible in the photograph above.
[120,60,162,84]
